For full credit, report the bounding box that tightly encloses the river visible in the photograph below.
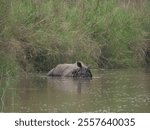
[0,68,150,112]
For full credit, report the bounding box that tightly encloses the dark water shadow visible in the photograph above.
[47,77,91,95]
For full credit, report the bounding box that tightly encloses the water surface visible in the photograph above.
[0,69,150,112]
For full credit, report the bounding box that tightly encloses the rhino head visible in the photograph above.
[72,61,92,78]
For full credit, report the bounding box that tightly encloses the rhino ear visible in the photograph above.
[77,61,82,68]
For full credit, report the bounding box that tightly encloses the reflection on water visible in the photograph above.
[0,69,150,112]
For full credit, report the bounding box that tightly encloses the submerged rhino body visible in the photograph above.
[47,61,92,78]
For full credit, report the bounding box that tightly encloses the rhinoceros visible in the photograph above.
[47,61,92,78]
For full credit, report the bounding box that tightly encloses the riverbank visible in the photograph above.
[0,0,150,77]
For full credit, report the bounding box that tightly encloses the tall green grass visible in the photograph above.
[0,0,150,76]
[0,0,20,77]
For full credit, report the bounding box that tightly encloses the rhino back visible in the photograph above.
[49,64,78,76]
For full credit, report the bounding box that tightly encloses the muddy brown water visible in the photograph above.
[0,69,150,112]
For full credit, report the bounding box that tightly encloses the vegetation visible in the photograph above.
[0,0,150,77]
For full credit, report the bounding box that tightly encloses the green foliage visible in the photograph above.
[82,0,148,68]
[0,0,150,76]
